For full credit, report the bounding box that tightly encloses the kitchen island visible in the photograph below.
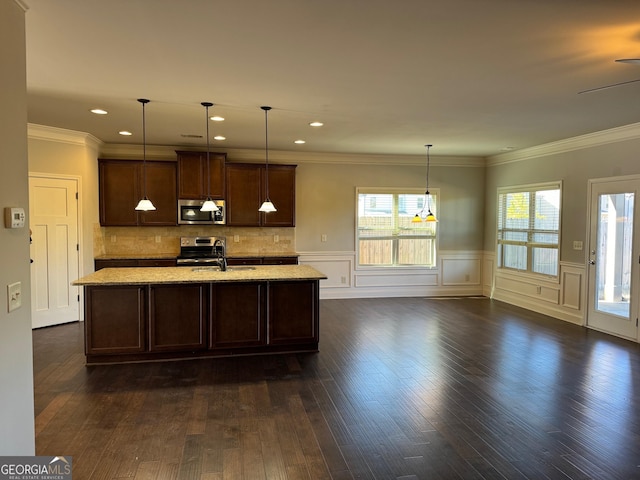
[73,265,326,365]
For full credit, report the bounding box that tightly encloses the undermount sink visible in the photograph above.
[226,266,256,271]
[191,266,222,272]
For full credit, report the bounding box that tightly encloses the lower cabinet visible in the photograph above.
[210,282,266,348]
[149,284,207,352]
[269,281,318,345]
[85,285,146,355]
[83,280,319,364]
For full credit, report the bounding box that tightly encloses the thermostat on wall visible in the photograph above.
[4,207,25,229]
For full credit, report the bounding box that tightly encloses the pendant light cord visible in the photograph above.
[139,98,150,199]
[262,106,271,201]
[202,102,214,198]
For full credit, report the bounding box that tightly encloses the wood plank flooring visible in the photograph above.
[33,297,640,479]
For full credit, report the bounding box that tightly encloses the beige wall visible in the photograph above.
[28,131,101,277]
[0,0,35,454]
[295,160,485,253]
[484,134,640,264]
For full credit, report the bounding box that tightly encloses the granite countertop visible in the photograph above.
[73,265,326,286]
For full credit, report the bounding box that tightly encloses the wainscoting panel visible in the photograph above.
[299,251,484,299]
[491,261,585,325]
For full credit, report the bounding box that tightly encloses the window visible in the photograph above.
[497,183,561,276]
[357,189,438,267]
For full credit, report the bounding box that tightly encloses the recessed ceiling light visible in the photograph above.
[91,108,108,115]
[210,116,225,122]
[119,130,132,136]
[309,121,323,127]
[294,139,306,144]
[214,135,226,141]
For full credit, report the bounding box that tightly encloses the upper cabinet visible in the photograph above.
[99,159,177,226]
[177,151,226,199]
[225,163,296,227]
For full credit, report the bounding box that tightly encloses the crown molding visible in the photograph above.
[99,143,483,167]
[14,0,29,12]
[487,121,640,166]
[28,123,103,150]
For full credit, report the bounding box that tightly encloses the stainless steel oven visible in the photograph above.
[177,199,225,225]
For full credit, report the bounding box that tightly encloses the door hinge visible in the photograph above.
[75,192,78,200]
[636,318,638,327]
[77,294,80,302]
[76,244,79,251]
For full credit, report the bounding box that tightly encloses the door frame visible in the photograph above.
[585,174,640,342]
[29,172,85,323]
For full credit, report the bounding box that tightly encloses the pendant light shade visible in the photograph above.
[134,98,156,211]
[259,106,277,213]
[200,101,219,212]
[412,144,437,222]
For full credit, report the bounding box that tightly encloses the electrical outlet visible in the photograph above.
[274,235,279,243]
[155,235,162,243]
[110,235,117,243]
[8,282,21,312]
[233,235,240,243]
[321,234,327,242]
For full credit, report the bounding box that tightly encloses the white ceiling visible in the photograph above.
[23,0,640,158]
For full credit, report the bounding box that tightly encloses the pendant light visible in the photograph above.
[412,144,437,223]
[134,98,156,211]
[258,106,277,212]
[200,101,219,212]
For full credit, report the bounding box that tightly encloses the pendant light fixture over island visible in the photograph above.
[134,98,156,212]
[200,101,219,213]
[258,106,277,213]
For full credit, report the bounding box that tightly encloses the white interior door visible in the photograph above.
[587,178,640,340]
[29,176,80,328]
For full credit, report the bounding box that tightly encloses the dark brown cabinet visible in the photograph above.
[95,258,177,270]
[225,163,296,227]
[177,151,226,199]
[85,285,146,355]
[99,159,177,226]
[268,281,319,345]
[210,282,266,349]
[149,284,207,352]
[82,278,320,364]
[226,256,298,266]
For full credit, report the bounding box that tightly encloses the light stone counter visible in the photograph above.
[73,265,327,286]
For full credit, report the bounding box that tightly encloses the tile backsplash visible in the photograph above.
[94,224,296,257]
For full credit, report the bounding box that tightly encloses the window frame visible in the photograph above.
[355,187,439,270]
[496,181,562,277]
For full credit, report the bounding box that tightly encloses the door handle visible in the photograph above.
[589,260,595,265]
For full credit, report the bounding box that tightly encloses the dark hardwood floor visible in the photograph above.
[33,297,640,479]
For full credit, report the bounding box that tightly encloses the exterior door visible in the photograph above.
[587,178,640,340]
[29,175,80,328]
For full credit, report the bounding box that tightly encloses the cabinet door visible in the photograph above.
[210,282,266,348]
[268,281,318,345]
[262,165,296,227]
[99,160,139,226]
[139,161,177,225]
[177,151,226,199]
[225,164,262,226]
[85,286,146,354]
[149,284,207,352]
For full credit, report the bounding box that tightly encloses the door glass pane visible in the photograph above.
[595,192,634,318]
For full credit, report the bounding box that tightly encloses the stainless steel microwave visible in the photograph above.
[177,199,225,225]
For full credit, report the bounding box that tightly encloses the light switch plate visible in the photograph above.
[7,282,21,312]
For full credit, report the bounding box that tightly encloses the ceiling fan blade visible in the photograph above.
[578,77,640,94]
[616,58,640,65]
